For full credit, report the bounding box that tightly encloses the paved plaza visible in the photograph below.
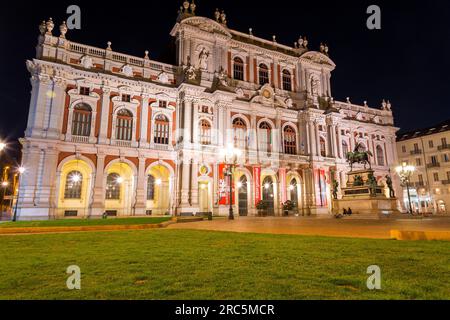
[168,216,450,239]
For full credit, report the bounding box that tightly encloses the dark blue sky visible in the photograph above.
[0,0,449,147]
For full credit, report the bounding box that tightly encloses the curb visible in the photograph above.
[0,220,175,235]
[390,230,450,241]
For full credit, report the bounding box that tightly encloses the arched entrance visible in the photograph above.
[57,158,94,218]
[289,179,299,209]
[262,176,275,216]
[238,175,248,216]
[146,164,171,215]
[105,161,135,216]
[198,180,212,213]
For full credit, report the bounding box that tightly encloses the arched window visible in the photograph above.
[72,103,92,137]
[283,126,296,155]
[154,114,170,145]
[106,173,121,200]
[342,140,349,158]
[320,137,326,157]
[259,64,269,85]
[282,70,292,91]
[116,109,133,141]
[376,145,385,166]
[199,119,212,145]
[259,122,272,155]
[233,118,247,149]
[233,57,244,81]
[64,171,83,199]
[147,175,155,200]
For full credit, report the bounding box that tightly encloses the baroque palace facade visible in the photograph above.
[17,2,400,220]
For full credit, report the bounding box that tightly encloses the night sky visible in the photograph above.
[0,0,449,156]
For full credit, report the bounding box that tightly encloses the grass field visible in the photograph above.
[0,229,449,300]
[0,217,171,228]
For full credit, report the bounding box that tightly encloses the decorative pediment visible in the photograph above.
[300,51,336,69]
[250,84,288,108]
[179,17,232,38]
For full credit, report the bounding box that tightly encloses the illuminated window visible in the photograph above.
[79,87,90,96]
[122,94,131,102]
[64,171,83,199]
[147,175,155,200]
[106,173,121,200]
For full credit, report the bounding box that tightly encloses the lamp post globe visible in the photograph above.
[395,162,415,214]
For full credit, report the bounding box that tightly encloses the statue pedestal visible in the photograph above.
[333,169,400,218]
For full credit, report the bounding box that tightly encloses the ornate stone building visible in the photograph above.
[17,2,399,220]
[397,119,450,214]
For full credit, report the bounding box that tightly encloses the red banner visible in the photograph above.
[315,169,328,207]
[279,168,287,204]
[218,163,235,205]
[253,166,261,205]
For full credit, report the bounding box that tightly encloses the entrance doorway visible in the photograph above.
[289,179,298,209]
[262,176,275,216]
[198,181,210,213]
[238,175,248,216]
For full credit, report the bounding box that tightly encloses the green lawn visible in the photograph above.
[0,229,449,300]
[0,217,171,228]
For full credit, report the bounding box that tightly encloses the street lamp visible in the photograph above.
[395,162,415,214]
[220,143,242,220]
[13,166,26,222]
[0,142,5,152]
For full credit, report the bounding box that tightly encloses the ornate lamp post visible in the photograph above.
[0,142,6,152]
[220,143,242,220]
[12,166,26,222]
[395,162,415,214]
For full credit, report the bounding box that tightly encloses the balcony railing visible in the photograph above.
[442,180,450,185]
[114,140,132,148]
[410,149,422,155]
[438,144,450,151]
[426,162,440,168]
[71,135,89,144]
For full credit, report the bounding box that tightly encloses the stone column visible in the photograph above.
[134,156,147,215]
[336,125,342,158]
[36,147,59,216]
[192,100,199,145]
[183,99,192,146]
[46,78,66,140]
[191,160,199,207]
[139,95,150,148]
[91,153,106,217]
[98,87,111,144]
[180,159,191,206]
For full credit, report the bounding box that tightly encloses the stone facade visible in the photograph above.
[16,3,399,220]
[397,120,450,214]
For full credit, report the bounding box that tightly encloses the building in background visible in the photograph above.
[16,1,399,220]
[397,119,450,214]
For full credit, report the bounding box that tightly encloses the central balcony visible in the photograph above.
[410,149,422,155]
[426,162,440,168]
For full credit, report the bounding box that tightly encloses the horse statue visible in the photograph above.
[346,143,373,171]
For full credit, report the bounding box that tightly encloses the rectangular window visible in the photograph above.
[413,143,419,151]
[122,94,131,102]
[418,174,424,183]
[433,173,439,182]
[79,87,90,96]
[447,172,450,181]
[402,145,406,153]
[431,155,438,164]
[159,101,167,108]
[443,154,449,162]
[416,158,422,166]
[429,140,434,148]
[442,137,447,146]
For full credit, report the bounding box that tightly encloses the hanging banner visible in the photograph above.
[218,163,235,205]
[315,169,328,207]
[279,168,287,204]
[253,166,261,205]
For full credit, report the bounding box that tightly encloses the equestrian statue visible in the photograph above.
[346,143,373,171]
